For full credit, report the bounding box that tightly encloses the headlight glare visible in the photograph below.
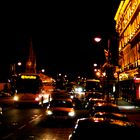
[68,111,75,117]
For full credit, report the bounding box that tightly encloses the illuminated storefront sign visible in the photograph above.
[21,75,37,79]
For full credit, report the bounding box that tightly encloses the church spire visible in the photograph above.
[26,38,36,73]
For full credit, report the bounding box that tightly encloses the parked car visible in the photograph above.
[85,98,107,109]
[93,111,129,122]
[45,98,76,122]
[68,117,139,140]
[0,91,11,97]
[89,102,120,116]
[84,91,104,101]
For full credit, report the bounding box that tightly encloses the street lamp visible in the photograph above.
[41,69,45,73]
[94,36,115,102]
[93,63,97,67]
[94,37,102,43]
[10,61,22,75]
[17,62,22,66]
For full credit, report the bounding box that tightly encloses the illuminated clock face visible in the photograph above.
[27,61,32,66]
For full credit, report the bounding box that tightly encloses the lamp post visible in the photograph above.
[94,36,115,102]
[10,61,22,76]
[16,61,22,74]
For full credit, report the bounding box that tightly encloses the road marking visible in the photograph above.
[2,133,13,139]
[1,114,43,139]
[18,124,26,130]
[29,114,42,123]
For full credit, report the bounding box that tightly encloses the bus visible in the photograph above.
[119,77,140,105]
[85,79,102,92]
[10,73,50,107]
[84,79,103,99]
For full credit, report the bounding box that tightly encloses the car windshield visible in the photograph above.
[51,92,70,99]
[50,100,73,108]
[15,77,42,93]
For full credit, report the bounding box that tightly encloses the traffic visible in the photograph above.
[0,76,140,139]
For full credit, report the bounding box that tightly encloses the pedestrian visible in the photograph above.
[114,91,118,104]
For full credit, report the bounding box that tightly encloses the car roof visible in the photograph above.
[50,91,71,98]
[50,97,74,104]
[93,112,128,121]
[74,117,138,134]
[91,103,120,113]
[69,117,139,140]
[94,102,119,108]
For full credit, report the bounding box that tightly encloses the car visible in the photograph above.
[45,98,76,122]
[93,111,129,122]
[49,90,72,101]
[84,91,104,101]
[89,102,120,116]
[85,98,107,109]
[68,117,139,140]
[0,91,11,97]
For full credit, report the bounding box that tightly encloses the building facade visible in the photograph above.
[114,0,140,103]
[115,0,140,80]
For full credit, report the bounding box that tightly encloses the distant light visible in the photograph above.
[96,71,100,77]
[41,69,45,73]
[93,63,97,67]
[94,69,97,72]
[17,62,22,66]
[94,37,102,42]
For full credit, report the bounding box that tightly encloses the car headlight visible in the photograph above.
[13,96,19,101]
[75,87,83,92]
[46,110,53,115]
[68,111,75,117]
[35,97,39,101]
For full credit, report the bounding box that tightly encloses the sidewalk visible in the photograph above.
[117,97,133,106]
[117,97,140,112]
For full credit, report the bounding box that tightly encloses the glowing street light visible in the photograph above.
[10,61,22,75]
[94,37,102,42]
[93,63,97,67]
[17,61,22,66]
[41,69,45,73]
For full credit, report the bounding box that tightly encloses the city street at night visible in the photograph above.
[0,0,139,139]
[0,96,140,140]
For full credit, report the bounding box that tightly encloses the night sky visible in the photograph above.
[0,1,121,81]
